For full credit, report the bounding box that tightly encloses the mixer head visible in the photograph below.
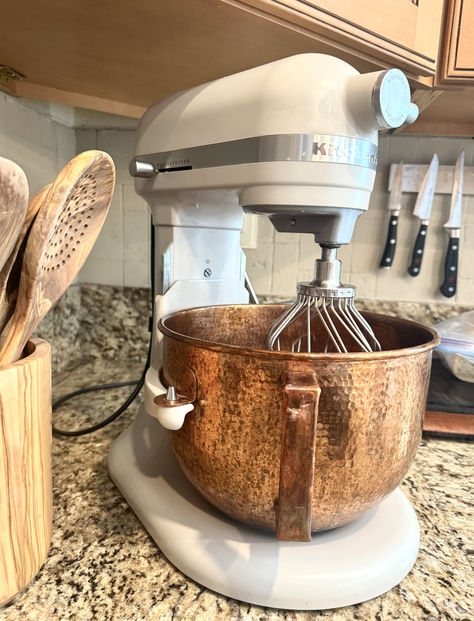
[267,245,381,354]
[131,54,419,247]
[130,54,418,356]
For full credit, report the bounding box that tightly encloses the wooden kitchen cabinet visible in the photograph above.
[437,0,474,84]
[0,0,472,134]
[241,0,444,79]
[404,0,474,134]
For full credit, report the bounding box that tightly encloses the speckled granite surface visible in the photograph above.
[262,295,472,328]
[34,284,151,372]
[47,284,471,366]
[34,284,82,375]
[3,285,470,619]
[35,284,471,373]
[1,353,473,620]
[77,284,151,363]
[356,299,472,327]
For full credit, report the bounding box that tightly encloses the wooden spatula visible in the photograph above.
[0,150,115,365]
[0,184,51,338]
[0,156,28,272]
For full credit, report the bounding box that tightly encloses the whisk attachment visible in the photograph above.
[267,246,381,354]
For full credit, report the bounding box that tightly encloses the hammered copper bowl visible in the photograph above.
[158,304,439,541]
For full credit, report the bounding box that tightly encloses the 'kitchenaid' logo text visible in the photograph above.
[312,140,378,167]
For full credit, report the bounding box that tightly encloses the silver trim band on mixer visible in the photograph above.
[130,134,378,177]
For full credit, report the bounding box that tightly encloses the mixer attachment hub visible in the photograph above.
[297,282,355,299]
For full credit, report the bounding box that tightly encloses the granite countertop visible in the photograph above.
[1,356,473,621]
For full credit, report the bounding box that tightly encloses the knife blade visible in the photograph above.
[407,154,439,277]
[440,151,464,297]
[379,161,403,269]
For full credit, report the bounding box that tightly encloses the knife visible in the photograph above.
[407,154,439,277]
[440,151,464,297]
[379,161,403,269]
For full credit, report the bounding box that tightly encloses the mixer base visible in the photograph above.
[109,406,420,611]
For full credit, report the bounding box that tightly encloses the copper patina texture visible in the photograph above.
[158,305,439,540]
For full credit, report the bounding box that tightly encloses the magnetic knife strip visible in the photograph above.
[388,163,474,195]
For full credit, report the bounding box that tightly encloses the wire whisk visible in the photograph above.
[267,246,381,354]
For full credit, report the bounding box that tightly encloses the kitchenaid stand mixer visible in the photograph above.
[109,54,422,609]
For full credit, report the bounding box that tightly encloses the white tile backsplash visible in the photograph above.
[457,277,474,305]
[271,243,299,297]
[81,190,123,262]
[257,216,275,243]
[2,93,473,306]
[75,128,97,152]
[414,137,474,165]
[123,259,150,288]
[243,243,273,294]
[75,130,474,303]
[76,128,150,287]
[244,134,474,305]
[97,130,137,185]
[352,272,376,299]
[123,202,149,265]
[79,258,124,286]
[1,93,76,197]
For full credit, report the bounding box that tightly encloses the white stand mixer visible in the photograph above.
[109,54,420,610]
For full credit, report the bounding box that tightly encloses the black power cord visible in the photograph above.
[52,218,155,437]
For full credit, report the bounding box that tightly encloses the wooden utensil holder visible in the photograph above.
[0,339,52,606]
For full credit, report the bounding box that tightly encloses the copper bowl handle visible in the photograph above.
[276,370,320,542]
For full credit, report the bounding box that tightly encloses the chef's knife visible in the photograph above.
[440,151,464,298]
[380,161,403,269]
[407,154,439,277]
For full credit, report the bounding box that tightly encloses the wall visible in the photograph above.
[1,93,473,307]
[245,134,474,305]
[76,128,150,288]
[76,128,473,306]
[0,93,76,195]
[0,93,83,372]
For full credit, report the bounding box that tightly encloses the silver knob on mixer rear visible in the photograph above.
[372,69,416,129]
[346,68,418,131]
[129,159,156,178]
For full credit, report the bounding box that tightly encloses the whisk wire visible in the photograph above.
[335,298,373,353]
[306,298,311,353]
[267,298,305,351]
[322,298,347,353]
[347,299,382,351]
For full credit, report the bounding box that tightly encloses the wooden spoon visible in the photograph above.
[0,150,115,365]
[0,156,28,272]
[0,184,52,338]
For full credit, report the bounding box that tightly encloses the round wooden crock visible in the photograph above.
[0,339,52,606]
[159,305,440,541]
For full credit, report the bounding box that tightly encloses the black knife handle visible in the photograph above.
[440,236,459,298]
[407,223,428,277]
[379,215,398,268]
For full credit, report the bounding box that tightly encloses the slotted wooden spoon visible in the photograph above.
[0,150,115,365]
[0,156,28,272]
[0,184,52,339]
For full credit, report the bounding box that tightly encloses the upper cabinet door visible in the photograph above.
[438,0,474,84]
[244,0,444,79]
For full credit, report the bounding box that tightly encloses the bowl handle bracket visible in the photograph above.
[275,370,320,542]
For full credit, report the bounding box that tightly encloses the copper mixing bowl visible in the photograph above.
[158,304,439,541]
